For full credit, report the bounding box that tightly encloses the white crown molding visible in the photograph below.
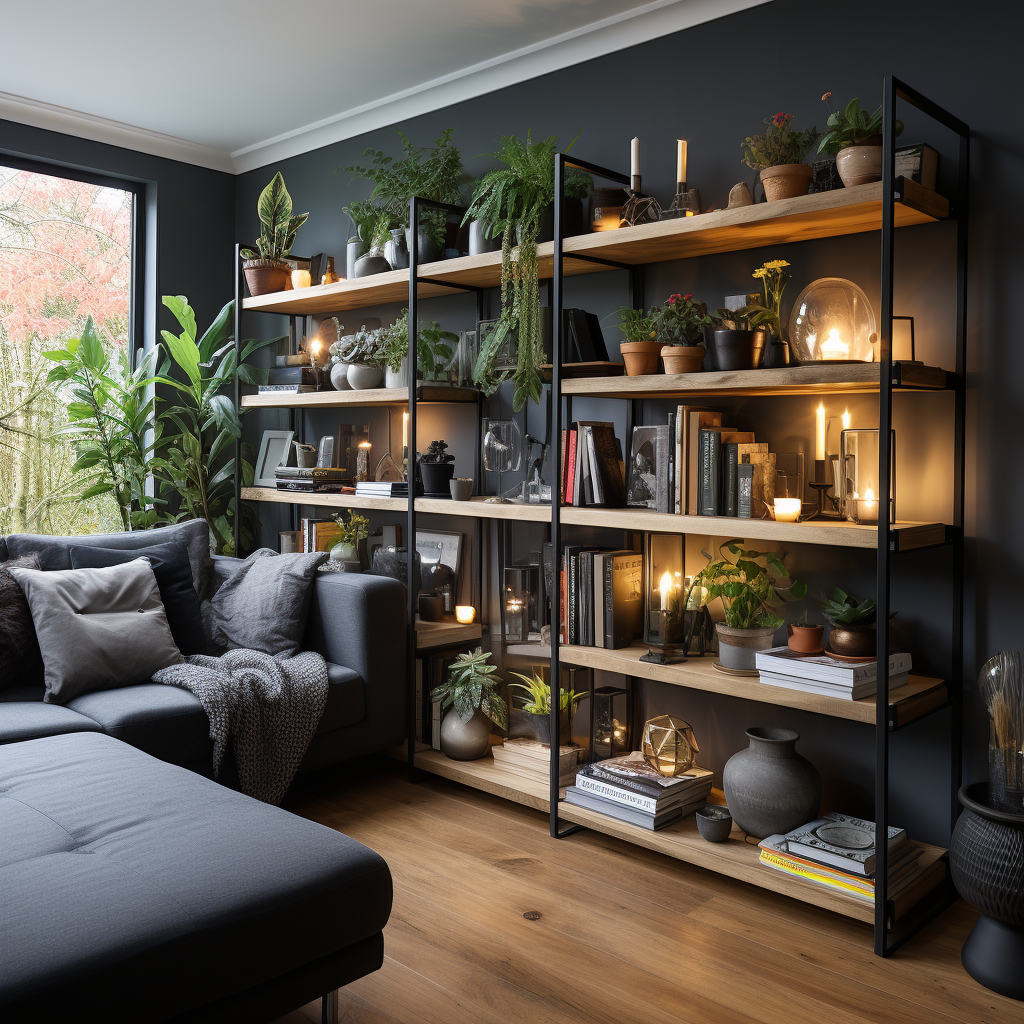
[231,0,771,173]
[0,91,235,174]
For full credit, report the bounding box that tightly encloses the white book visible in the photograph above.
[755,646,912,685]
[575,772,711,814]
[759,670,908,701]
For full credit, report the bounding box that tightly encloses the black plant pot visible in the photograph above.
[712,328,762,371]
[509,707,571,745]
[534,199,585,244]
[420,462,455,497]
[405,228,442,265]
[949,783,1024,1000]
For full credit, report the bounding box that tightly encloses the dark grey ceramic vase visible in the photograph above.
[440,708,491,761]
[723,727,821,840]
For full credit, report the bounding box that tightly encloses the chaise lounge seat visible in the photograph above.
[0,731,393,1023]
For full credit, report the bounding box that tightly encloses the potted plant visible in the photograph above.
[419,439,456,496]
[735,258,791,367]
[240,172,308,295]
[329,512,370,563]
[655,293,712,374]
[380,309,459,388]
[430,648,508,761]
[341,199,377,279]
[741,113,819,202]
[344,128,464,263]
[616,305,662,375]
[508,670,585,745]
[337,327,385,389]
[463,129,591,409]
[352,207,395,278]
[818,93,904,188]
[710,307,762,371]
[818,587,890,657]
[787,610,824,654]
[696,540,806,671]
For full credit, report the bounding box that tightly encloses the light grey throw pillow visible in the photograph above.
[205,549,327,657]
[9,557,183,704]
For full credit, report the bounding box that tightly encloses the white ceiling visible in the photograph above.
[0,0,768,174]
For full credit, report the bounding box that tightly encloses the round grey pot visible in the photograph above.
[723,727,821,840]
[716,623,776,671]
[440,708,491,761]
[347,363,383,389]
[330,363,352,390]
[345,238,366,280]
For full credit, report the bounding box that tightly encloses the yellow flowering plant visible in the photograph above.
[739,259,791,338]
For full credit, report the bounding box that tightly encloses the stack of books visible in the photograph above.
[565,754,713,831]
[354,480,409,498]
[275,467,349,493]
[298,518,342,553]
[258,366,317,394]
[755,647,912,701]
[758,812,923,905]
[559,546,643,649]
[560,421,626,508]
[490,738,580,789]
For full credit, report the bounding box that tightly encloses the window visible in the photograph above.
[0,164,135,535]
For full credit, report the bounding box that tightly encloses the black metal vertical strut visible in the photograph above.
[406,197,420,783]
[233,243,242,557]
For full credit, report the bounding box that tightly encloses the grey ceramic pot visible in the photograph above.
[384,228,409,270]
[723,727,821,839]
[440,708,491,761]
[353,250,391,277]
[345,238,366,280]
[717,623,776,671]
[405,228,442,265]
[695,805,733,843]
[468,219,502,256]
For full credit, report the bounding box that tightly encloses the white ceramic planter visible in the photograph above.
[835,145,882,187]
[347,363,383,390]
[330,362,352,390]
[385,359,408,389]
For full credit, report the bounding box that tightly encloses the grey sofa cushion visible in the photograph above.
[0,702,103,744]
[206,549,327,657]
[9,558,183,704]
[4,518,215,601]
[0,732,393,1018]
[0,554,44,691]
[318,664,365,734]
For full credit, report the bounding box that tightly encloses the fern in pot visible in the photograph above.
[241,172,308,295]
[352,206,396,278]
[696,541,806,671]
[430,648,507,760]
[463,129,591,410]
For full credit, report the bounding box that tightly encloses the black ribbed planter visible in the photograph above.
[949,783,1024,1000]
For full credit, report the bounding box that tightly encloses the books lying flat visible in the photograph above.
[276,467,349,480]
[276,480,347,492]
[258,384,315,394]
[355,482,409,496]
[783,812,907,876]
[755,647,913,684]
[492,739,580,788]
[758,671,911,701]
[564,787,709,830]
[575,764,712,815]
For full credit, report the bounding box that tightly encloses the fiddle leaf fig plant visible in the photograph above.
[430,648,507,728]
[240,172,308,265]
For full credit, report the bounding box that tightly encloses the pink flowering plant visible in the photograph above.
[655,293,713,347]
[741,112,819,171]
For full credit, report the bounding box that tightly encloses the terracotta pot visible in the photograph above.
[620,341,663,376]
[828,625,876,657]
[243,260,289,296]
[716,623,777,671]
[712,329,762,371]
[661,345,705,374]
[760,163,813,202]
[835,143,883,187]
[787,623,824,654]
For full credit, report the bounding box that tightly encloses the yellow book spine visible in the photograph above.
[759,850,873,902]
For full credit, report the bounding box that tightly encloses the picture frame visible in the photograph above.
[416,529,463,579]
[317,435,335,468]
[254,430,294,487]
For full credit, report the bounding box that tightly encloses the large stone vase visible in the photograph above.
[440,708,491,761]
[723,727,821,839]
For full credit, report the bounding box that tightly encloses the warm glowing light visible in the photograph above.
[842,408,851,431]
[309,338,322,367]
[631,137,640,178]
[592,209,622,232]
[291,269,311,289]
[358,441,372,449]
[402,411,408,450]
[659,571,673,609]
[455,606,476,624]
[815,403,826,462]
[774,497,802,522]
[852,487,879,524]
[676,139,687,184]
[820,327,849,360]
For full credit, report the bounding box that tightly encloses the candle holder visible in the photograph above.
[620,175,662,227]
[840,428,896,524]
[590,684,631,762]
[662,184,702,219]
[639,533,710,664]
[807,458,842,520]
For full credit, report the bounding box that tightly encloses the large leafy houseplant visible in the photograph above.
[430,648,508,730]
[463,129,591,409]
[43,318,162,530]
[240,172,308,265]
[380,308,458,378]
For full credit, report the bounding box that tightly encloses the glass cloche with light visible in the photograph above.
[787,277,877,363]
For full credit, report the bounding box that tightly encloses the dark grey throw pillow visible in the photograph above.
[8,558,183,704]
[206,549,327,657]
[0,553,44,690]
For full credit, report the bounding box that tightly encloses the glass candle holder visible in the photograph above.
[642,533,687,664]
[773,497,801,522]
[590,685,630,761]
[291,268,312,289]
[788,277,877,363]
[840,428,895,524]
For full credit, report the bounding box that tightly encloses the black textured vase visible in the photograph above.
[949,783,1024,1000]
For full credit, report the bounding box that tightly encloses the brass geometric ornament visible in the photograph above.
[641,715,699,777]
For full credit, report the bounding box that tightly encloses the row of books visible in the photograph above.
[565,754,714,831]
[559,421,626,507]
[299,517,342,553]
[758,812,923,905]
[354,480,410,497]
[559,546,642,648]
[275,466,351,493]
[755,647,913,702]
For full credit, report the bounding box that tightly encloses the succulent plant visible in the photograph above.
[420,440,454,464]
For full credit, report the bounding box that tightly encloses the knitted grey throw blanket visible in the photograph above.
[154,650,328,805]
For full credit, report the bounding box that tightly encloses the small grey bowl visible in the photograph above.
[695,804,733,843]
[450,477,473,500]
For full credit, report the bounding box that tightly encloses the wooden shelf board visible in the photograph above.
[416,621,483,650]
[561,361,951,400]
[242,181,947,317]
[240,385,477,409]
[242,486,407,512]
[411,748,550,812]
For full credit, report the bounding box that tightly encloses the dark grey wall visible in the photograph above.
[236,0,1020,844]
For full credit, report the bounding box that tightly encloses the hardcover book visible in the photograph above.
[783,813,908,876]
[604,550,643,648]
[754,647,912,684]
[687,411,724,515]
[626,425,670,512]
[737,464,754,518]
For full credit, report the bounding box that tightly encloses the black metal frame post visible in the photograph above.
[233,243,243,557]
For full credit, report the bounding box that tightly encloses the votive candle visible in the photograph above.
[774,497,801,522]
[291,269,311,289]
[455,606,476,624]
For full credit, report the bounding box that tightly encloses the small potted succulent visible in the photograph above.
[695,541,806,671]
[818,587,890,658]
[818,93,903,188]
[430,648,507,761]
[507,669,585,745]
[616,306,662,375]
[787,610,824,654]
[241,172,308,295]
[329,512,370,563]
[655,293,712,374]
[419,439,456,496]
[741,113,819,202]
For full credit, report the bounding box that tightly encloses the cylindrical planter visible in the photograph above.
[835,143,883,187]
[347,363,382,390]
[661,344,705,374]
[405,228,442,265]
[330,362,352,390]
[712,329,762,371]
[243,260,289,296]
[418,593,444,622]
[468,219,502,256]
[723,727,822,839]
[716,623,776,672]
[353,250,391,277]
[949,783,1024,1000]
[787,624,824,654]
[450,478,473,500]
[440,708,491,761]
[420,462,455,496]
[827,625,876,658]
[534,198,585,243]
[384,228,409,270]
[345,238,366,281]
[509,706,571,746]
[385,359,409,390]
[620,341,663,376]
[760,163,813,202]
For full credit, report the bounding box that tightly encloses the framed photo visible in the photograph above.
[416,529,462,578]
[254,430,294,487]
[317,435,335,468]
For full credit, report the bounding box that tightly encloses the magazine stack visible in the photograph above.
[754,647,913,701]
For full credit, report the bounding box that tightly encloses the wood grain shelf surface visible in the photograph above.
[242,486,408,512]
[240,385,477,408]
[243,180,946,316]
[415,621,483,650]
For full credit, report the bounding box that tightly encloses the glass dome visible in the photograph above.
[787,278,877,363]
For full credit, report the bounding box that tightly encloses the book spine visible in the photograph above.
[758,850,874,902]
[568,554,578,645]
[566,429,577,505]
[737,464,753,518]
[603,556,614,648]
[699,431,720,516]
[724,443,738,517]
[667,412,675,514]
[575,774,659,813]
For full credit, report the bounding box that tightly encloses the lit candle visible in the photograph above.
[774,497,802,522]
[858,487,878,524]
[631,137,640,179]
[820,327,849,360]
[842,408,851,431]
[815,403,826,462]
[309,338,321,368]
[455,606,476,624]
[659,571,673,638]
[402,411,408,450]
[291,269,311,289]
[676,139,687,187]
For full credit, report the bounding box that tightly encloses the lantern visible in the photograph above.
[788,278,877,363]
[840,428,896,525]
[590,685,631,761]
[641,534,708,664]
[503,565,539,642]
[641,715,699,777]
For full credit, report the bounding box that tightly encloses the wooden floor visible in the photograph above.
[273,757,1020,1024]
